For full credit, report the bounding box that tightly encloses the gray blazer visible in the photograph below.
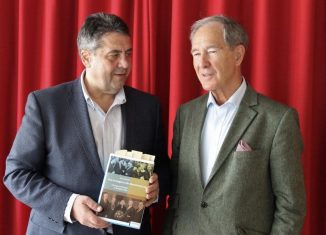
[164,85,306,235]
[4,78,169,235]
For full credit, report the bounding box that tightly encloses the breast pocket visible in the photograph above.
[233,149,268,167]
[233,150,261,159]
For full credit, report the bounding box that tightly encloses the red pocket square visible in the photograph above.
[236,139,252,152]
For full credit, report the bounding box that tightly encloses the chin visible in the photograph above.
[201,84,215,92]
[114,85,124,92]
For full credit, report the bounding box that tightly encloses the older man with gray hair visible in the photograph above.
[164,15,306,235]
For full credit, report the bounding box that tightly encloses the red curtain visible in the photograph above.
[1,0,325,234]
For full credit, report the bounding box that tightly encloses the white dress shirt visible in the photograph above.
[64,70,126,232]
[200,79,246,186]
[82,75,126,172]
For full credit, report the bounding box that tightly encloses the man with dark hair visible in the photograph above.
[164,15,306,234]
[4,12,169,235]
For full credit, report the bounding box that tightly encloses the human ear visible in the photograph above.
[80,50,92,68]
[234,45,245,66]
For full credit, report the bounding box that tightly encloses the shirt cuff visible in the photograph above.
[64,193,79,223]
[153,194,159,204]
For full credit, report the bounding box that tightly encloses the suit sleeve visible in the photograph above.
[152,100,170,201]
[270,108,306,234]
[170,107,181,196]
[3,92,72,228]
[163,107,181,235]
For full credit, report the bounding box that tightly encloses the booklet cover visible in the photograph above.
[97,150,155,229]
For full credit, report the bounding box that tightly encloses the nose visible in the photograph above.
[118,53,130,69]
[197,53,210,68]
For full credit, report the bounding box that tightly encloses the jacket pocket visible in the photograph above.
[236,225,268,235]
[30,210,65,234]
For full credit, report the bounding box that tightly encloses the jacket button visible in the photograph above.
[200,201,208,208]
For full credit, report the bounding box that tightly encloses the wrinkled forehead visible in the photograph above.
[192,22,224,42]
[191,22,226,50]
[98,32,132,50]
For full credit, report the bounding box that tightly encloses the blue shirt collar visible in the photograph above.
[206,77,247,109]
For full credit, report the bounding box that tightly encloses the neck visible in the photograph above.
[84,77,116,113]
[91,93,115,113]
[212,76,242,105]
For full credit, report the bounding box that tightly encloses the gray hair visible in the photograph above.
[77,12,130,53]
[190,15,248,49]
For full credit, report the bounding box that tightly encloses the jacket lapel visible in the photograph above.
[120,87,134,150]
[205,86,258,186]
[189,95,209,188]
[68,78,103,178]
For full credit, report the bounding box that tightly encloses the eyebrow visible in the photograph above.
[191,46,221,53]
[190,48,198,54]
[108,48,132,54]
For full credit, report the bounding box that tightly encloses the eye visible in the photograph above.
[107,53,120,61]
[109,53,120,58]
[208,49,217,54]
[192,52,200,57]
[125,50,132,57]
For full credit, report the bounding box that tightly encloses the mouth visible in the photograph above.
[113,73,128,78]
[202,73,213,76]
[200,73,215,80]
[114,68,129,77]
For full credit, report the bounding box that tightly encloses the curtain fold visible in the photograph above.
[0,0,325,234]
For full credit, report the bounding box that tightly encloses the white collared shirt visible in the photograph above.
[64,71,126,227]
[200,79,247,186]
[81,71,126,171]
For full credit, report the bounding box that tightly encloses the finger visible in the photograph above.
[145,185,159,208]
[146,180,159,194]
[83,196,102,213]
[149,173,158,184]
[144,200,153,207]
[87,214,109,228]
[81,198,108,228]
[82,209,109,228]
[144,192,158,207]
[72,195,108,229]
[146,188,159,200]
[145,174,159,207]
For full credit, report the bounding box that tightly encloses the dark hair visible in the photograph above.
[190,15,248,49]
[77,12,129,53]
